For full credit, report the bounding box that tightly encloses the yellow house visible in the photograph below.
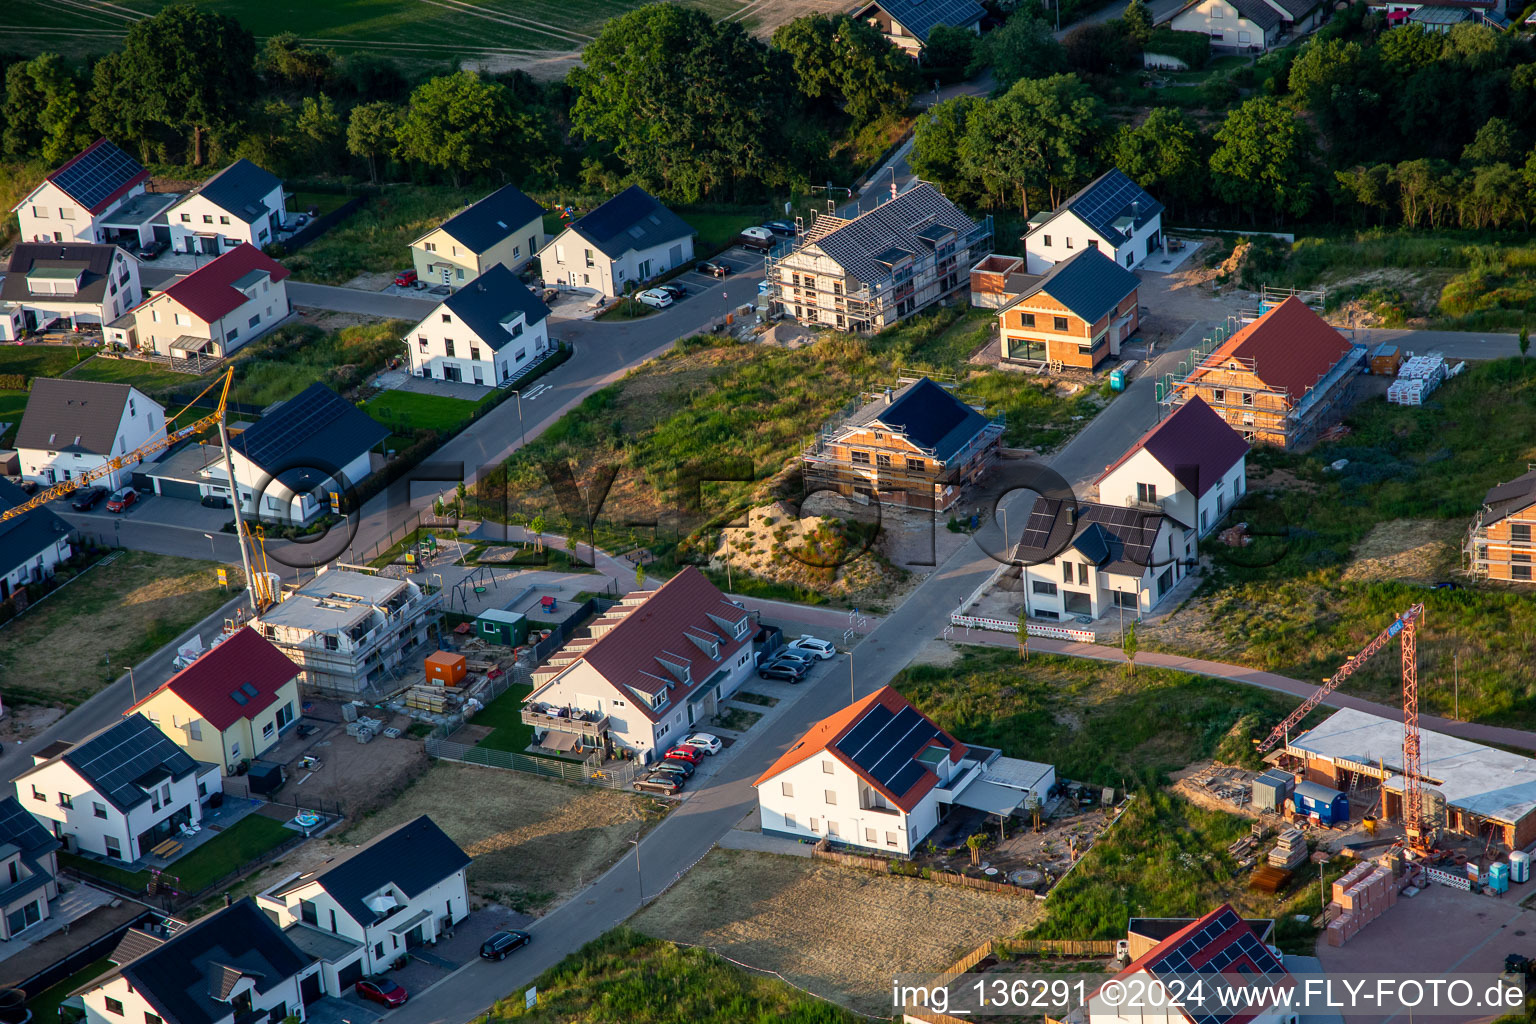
[128,626,302,773]
[409,183,546,290]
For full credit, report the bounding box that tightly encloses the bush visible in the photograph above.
[0,373,27,390]
[1145,27,1211,69]
[924,24,978,84]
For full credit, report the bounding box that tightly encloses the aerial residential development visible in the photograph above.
[0,2,1530,1022]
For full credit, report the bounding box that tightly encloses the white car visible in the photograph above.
[788,635,836,660]
[682,733,723,755]
[636,288,673,309]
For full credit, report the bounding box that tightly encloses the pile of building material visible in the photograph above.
[346,716,384,743]
[1269,828,1309,871]
[1326,861,1397,947]
[403,686,449,714]
[1388,354,1448,405]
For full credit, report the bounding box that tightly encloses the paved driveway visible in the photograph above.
[287,282,439,320]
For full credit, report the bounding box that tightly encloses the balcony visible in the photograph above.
[521,704,610,738]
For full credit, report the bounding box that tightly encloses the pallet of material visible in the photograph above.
[404,686,449,713]
[1228,836,1258,858]
[1251,864,1291,892]
[1269,828,1308,870]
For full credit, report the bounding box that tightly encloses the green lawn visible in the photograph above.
[365,390,484,435]
[288,190,353,217]
[676,207,770,252]
[595,298,655,321]
[25,957,111,1021]
[63,355,203,399]
[0,342,90,382]
[475,683,536,753]
[283,187,478,285]
[0,389,28,446]
[59,814,294,894]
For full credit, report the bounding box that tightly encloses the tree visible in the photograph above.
[116,5,257,165]
[771,13,918,124]
[346,102,399,184]
[1123,620,1138,678]
[1064,21,1139,78]
[395,72,521,186]
[983,12,1067,89]
[635,560,646,590]
[1285,38,1380,161]
[1334,164,1395,225]
[966,833,986,866]
[910,95,979,202]
[2,61,46,157]
[1016,608,1029,662]
[4,55,89,162]
[259,33,335,93]
[529,513,546,551]
[294,92,342,165]
[1462,116,1521,166]
[88,53,159,162]
[1123,0,1153,46]
[1391,158,1446,228]
[1209,97,1314,222]
[923,24,978,84]
[983,74,1105,211]
[1110,107,1206,215]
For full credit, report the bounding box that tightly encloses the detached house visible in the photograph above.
[76,899,315,1024]
[1096,395,1249,537]
[1466,468,1536,582]
[116,243,291,359]
[851,0,985,57]
[1168,0,1283,48]
[769,183,991,333]
[128,627,302,774]
[14,713,221,863]
[11,139,177,248]
[405,264,553,386]
[801,377,1003,512]
[410,183,545,288]
[0,242,142,339]
[1022,170,1163,275]
[524,567,754,762]
[167,159,289,255]
[258,815,469,988]
[538,186,695,298]
[16,378,165,491]
[0,478,73,602]
[997,249,1141,371]
[0,795,63,942]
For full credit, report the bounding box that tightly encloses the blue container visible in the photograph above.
[1292,780,1350,825]
[1110,368,1127,392]
[1490,862,1511,894]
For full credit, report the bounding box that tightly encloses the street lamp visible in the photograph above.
[128,663,137,704]
[203,532,216,560]
[509,390,526,448]
[629,828,643,901]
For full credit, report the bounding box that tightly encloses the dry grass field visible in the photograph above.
[342,763,665,914]
[632,849,1040,1015]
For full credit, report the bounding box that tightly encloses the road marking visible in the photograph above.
[523,383,552,401]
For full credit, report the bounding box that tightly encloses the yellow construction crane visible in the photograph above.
[0,367,270,611]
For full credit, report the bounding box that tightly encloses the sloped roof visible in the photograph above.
[160,243,289,323]
[0,794,61,863]
[1480,469,1536,527]
[1011,248,1140,326]
[109,927,167,966]
[21,713,199,814]
[1015,498,1173,577]
[851,0,986,40]
[38,139,148,216]
[1229,0,1283,28]
[810,184,981,287]
[1029,169,1162,248]
[0,478,72,580]
[1097,395,1249,498]
[754,686,967,813]
[129,627,298,732]
[229,383,387,485]
[2,243,124,306]
[182,159,281,224]
[431,184,545,253]
[16,378,144,456]
[842,377,993,463]
[1188,297,1354,405]
[563,185,694,260]
[1263,0,1321,19]
[274,816,470,928]
[435,264,551,351]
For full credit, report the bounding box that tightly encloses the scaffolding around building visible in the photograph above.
[1465,463,1536,579]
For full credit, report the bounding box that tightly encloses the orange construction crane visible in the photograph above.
[1256,603,1431,853]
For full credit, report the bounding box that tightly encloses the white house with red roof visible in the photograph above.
[755,686,1055,855]
[11,139,178,248]
[110,244,291,359]
[1097,395,1249,538]
[521,567,755,762]
[126,627,302,774]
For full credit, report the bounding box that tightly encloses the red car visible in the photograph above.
[105,487,138,513]
[664,746,704,766]
[392,269,418,288]
[355,977,408,1008]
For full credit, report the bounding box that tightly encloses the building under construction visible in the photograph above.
[1285,707,1536,851]
[764,182,991,333]
[1465,466,1536,582]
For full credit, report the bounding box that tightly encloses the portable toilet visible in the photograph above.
[1251,769,1295,812]
[425,650,467,687]
[475,607,529,647]
[1511,850,1531,883]
[1490,862,1511,894]
[1292,780,1349,825]
[1110,367,1127,392]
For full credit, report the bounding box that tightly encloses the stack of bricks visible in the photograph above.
[1268,828,1309,870]
[1325,862,1397,947]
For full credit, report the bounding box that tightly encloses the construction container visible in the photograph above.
[1490,862,1511,894]
[1292,781,1349,825]
[425,650,467,686]
[1511,851,1531,883]
[1251,769,1295,812]
[1370,343,1403,375]
[475,607,530,647]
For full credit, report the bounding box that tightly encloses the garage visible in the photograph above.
[301,973,322,1005]
[153,477,203,502]
[336,956,364,989]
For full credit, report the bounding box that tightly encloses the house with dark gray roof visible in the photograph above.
[1097,395,1249,537]
[258,816,468,985]
[1,242,143,340]
[1467,468,1536,583]
[997,249,1141,371]
[167,159,288,255]
[538,186,695,299]
[1168,0,1283,54]
[16,378,166,492]
[13,713,220,864]
[768,182,992,333]
[76,899,316,1024]
[851,0,985,55]
[802,376,1003,511]
[0,477,73,604]
[405,263,553,387]
[1022,169,1164,275]
[411,183,546,288]
[0,794,63,941]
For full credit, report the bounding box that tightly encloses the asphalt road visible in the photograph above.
[287,281,440,320]
[1356,327,1522,361]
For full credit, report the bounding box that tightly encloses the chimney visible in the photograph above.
[1132,201,1141,217]
[1066,504,1078,527]
[884,387,893,404]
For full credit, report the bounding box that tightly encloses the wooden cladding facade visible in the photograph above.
[999,288,1139,371]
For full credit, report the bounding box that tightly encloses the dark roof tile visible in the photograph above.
[1097,395,1249,498]
[434,184,545,253]
[0,478,72,580]
[563,186,695,260]
[16,378,147,456]
[23,713,199,814]
[2,243,126,307]
[230,383,387,485]
[436,264,551,350]
[1030,170,1163,247]
[851,0,985,40]
[1012,248,1140,325]
[277,816,469,928]
[810,184,981,288]
[183,159,282,225]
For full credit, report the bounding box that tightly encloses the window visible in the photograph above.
[1020,312,1036,328]
[105,999,124,1016]
[864,827,877,842]
[1212,3,1222,14]
[1062,562,1072,583]
[1242,392,1254,406]
[1065,237,1074,249]
[105,836,121,859]
[1137,483,1157,503]
[1032,580,1058,596]
[31,787,43,803]
[33,206,47,218]
[1043,235,1052,247]
[456,268,464,280]
[876,453,892,469]
[248,314,261,328]
[188,720,202,741]
[886,832,898,846]
[1077,563,1089,585]
[262,721,275,740]
[514,348,527,361]
[1053,316,1068,331]
[826,820,840,837]
[147,1013,163,1024]
[907,458,924,472]
[470,346,480,361]
[825,790,837,805]
[1212,388,1225,403]
[584,248,595,268]
[851,450,871,465]
[94,801,107,819]
[58,794,72,809]
[444,339,455,357]
[375,942,386,960]
[1201,508,1210,531]
[1513,524,1532,543]
[150,790,161,812]
[1516,565,1532,581]
[231,742,241,759]
[418,336,428,352]
[781,782,794,797]
[441,313,452,323]
[785,812,797,829]
[179,213,190,223]
[219,215,230,225]
[174,313,190,326]
[203,215,213,224]
[323,635,339,651]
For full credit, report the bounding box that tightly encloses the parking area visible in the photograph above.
[662,246,767,302]
[56,489,234,533]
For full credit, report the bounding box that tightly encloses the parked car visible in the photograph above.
[787,636,837,660]
[480,930,531,960]
[739,226,774,250]
[70,486,106,511]
[651,759,694,779]
[770,649,815,668]
[697,261,732,277]
[764,220,797,236]
[17,480,38,495]
[200,494,231,509]
[292,213,311,228]
[636,288,673,309]
[682,733,722,755]
[757,662,806,683]
[664,745,704,765]
[428,284,451,296]
[355,977,408,1008]
[659,282,687,300]
[134,239,168,261]
[393,269,419,288]
[105,487,138,512]
[634,773,682,794]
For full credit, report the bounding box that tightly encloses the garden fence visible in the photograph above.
[17,906,160,997]
[809,840,1034,898]
[281,196,367,253]
[425,738,639,790]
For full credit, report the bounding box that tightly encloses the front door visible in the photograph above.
[441,267,452,285]
[443,365,461,383]
[472,365,483,385]
[201,236,218,255]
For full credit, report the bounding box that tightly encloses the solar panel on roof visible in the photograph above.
[865,721,940,786]
[52,142,143,211]
[239,387,345,467]
[241,682,259,697]
[885,760,927,796]
[1069,173,1148,240]
[834,703,895,762]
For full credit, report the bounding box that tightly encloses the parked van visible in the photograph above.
[739,226,774,249]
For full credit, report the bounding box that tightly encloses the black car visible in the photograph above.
[652,758,695,779]
[480,930,531,961]
[697,261,733,277]
[764,220,797,236]
[200,494,231,509]
[134,240,168,261]
[757,662,806,683]
[634,773,682,794]
[659,282,687,300]
[70,486,107,511]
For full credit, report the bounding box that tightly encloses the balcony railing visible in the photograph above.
[521,706,610,738]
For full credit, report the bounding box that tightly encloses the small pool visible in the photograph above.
[292,812,322,828]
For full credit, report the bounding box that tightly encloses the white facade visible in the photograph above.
[130,272,290,358]
[1022,517,1194,622]
[15,180,143,246]
[1168,0,1278,48]
[756,749,949,856]
[81,960,304,1024]
[407,301,549,387]
[539,232,693,299]
[1097,448,1248,537]
[0,247,142,339]
[167,184,286,254]
[18,387,164,491]
[15,758,220,863]
[1024,208,1164,275]
[2,532,72,600]
[231,448,372,524]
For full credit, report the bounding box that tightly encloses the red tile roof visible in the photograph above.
[160,244,289,324]
[1097,395,1249,498]
[1190,296,1353,405]
[556,567,751,721]
[753,686,967,813]
[128,627,298,732]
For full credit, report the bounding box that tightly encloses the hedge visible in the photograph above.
[1146,28,1212,70]
[0,374,28,390]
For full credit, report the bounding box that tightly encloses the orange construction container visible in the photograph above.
[425,651,467,686]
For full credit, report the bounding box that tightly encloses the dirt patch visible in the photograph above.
[1249,465,1316,494]
[1140,588,1240,660]
[293,308,387,332]
[267,718,429,818]
[911,638,966,668]
[341,271,397,292]
[1342,518,1462,584]
[0,705,64,742]
[632,848,1039,1014]
[339,762,662,915]
[1321,267,1455,328]
[715,501,908,607]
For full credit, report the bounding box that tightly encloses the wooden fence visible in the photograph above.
[426,737,639,790]
[1008,938,1118,956]
[810,841,1033,898]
